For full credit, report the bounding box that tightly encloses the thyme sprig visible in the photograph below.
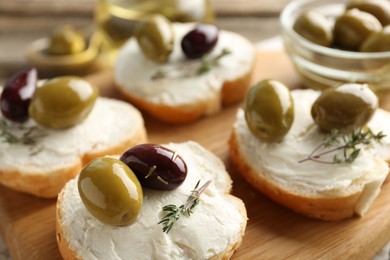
[0,118,46,154]
[151,48,231,80]
[299,128,386,164]
[158,179,211,233]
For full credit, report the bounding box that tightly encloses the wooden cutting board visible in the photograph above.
[0,50,389,260]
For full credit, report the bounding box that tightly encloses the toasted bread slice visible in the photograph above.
[230,89,390,221]
[114,23,255,124]
[0,98,147,198]
[56,141,247,259]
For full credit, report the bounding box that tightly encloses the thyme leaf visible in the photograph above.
[151,48,231,80]
[158,179,211,233]
[197,48,231,75]
[0,118,46,155]
[299,128,386,164]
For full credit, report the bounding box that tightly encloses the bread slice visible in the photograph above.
[56,141,247,259]
[0,97,147,198]
[230,89,390,221]
[114,23,255,124]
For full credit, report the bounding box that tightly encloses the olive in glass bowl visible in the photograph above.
[280,0,390,91]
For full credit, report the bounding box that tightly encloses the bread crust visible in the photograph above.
[56,190,79,260]
[210,195,247,260]
[115,66,254,124]
[229,130,363,221]
[0,163,82,199]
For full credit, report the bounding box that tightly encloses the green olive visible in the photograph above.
[78,157,143,226]
[134,15,174,63]
[245,80,294,142]
[347,0,390,26]
[293,10,333,47]
[311,83,378,133]
[334,9,382,51]
[47,26,86,55]
[360,25,390,51]
[29,76,98,129]
[99,15,137,46]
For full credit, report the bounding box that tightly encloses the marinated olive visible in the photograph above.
[311,83,378,133]
[360,25,390,51]
[78,157,143,226]
[347,0,390,26]
[29,76,98,129]
[135,15,174,63]
[0,68,37,122]
[47,26,86,55]
[181,23,219,59]
[293,10,333,47]
[245,80,294,142]
[333,9,382,50]
[120,144,187,190]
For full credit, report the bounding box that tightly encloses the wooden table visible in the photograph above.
[1,1,390,259]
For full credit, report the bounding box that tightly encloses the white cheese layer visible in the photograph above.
[59,141,244,260]
[0,98,144,173]
[114,23,255,115]
[234,89,390,214]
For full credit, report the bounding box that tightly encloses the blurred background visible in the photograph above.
[1,1,390,259]
[0,0,290,82]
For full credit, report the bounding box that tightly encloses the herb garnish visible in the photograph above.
[0,118,46,154]
[151,48,231,80]
[158,179,211,233]
[299,128,386,164]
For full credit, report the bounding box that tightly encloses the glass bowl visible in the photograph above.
[280,0,390,91]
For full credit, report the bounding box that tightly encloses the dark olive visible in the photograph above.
[47,26,86,55]
[120,144,187,190]
[78,157,143,226]
[333,9,382,50]
[135,15,174,63]
[347,0,390,26]
[311,83,378,133]
[293,10,333,47]
[360,25,390,51]
[29,76,98,129]
[181,23,219,59]
[0,68,37,122]
[245,80,294,142]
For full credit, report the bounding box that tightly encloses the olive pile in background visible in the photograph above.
[78,157,143,226]
[46,26,86,55]
[293,0,390,52]
[245,79,294,142]
[120,144,187,190]
[134,14,219,63]
[311,83,378,133]
[1,68,98,129]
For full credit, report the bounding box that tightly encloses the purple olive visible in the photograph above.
[0,68,37,122]
[181,23,219,59]
[120,144,187,190]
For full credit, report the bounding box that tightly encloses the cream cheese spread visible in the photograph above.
[59,141,244,260]
[0,98,144,174]
[234,89,390,215]
[114,23,255,115]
